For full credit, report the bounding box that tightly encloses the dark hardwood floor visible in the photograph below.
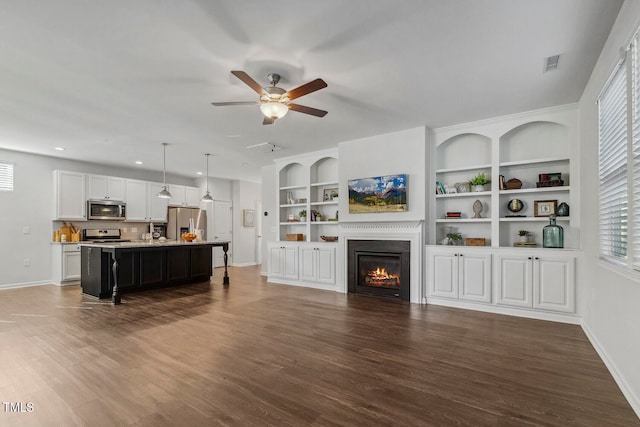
[0,266,637,426]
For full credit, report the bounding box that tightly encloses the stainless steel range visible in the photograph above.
[82,228,131,243]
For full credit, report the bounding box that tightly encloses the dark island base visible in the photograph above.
[81,243,229,303]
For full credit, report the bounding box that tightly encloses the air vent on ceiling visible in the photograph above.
[544,55,560,72]
[246,142,282,153]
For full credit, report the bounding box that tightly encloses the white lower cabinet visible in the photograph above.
[268,242,337,288]
[300,246,336,284]
[52,244,82,285]
[428,248,491,303]
[268,244,299,280]
[496,252,575,313]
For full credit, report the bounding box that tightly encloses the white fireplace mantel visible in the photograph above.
[339,221,424,304]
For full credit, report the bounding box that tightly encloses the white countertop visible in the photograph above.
[78,240,217,248]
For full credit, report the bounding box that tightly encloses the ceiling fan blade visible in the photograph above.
[288,103,328,117]
[286,78,327,101]
[211,101,257,106]
[231,70,265,95]
[263,117,275,125]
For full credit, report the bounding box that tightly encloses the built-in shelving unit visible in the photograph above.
[275,149,339,242]
[430,105,578,249]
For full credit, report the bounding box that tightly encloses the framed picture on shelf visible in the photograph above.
[323,188,338,201]
[534,200,557,217]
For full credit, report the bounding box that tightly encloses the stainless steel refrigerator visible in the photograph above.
[167,207,207,240]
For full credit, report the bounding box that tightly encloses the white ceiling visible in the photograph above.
[0,0,623,182]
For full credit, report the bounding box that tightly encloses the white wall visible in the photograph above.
[231,180,261,266]
[578,0,640,414]
[338,126,427,222]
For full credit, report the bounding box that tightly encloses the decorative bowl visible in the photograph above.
[320,235,338,242]
[181,233,197,242]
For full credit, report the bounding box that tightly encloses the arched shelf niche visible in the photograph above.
[436,132,492,171]
[499,121,568,164]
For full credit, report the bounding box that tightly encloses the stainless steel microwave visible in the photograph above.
[87,199,126,220]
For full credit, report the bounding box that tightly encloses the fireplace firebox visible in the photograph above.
[347,240,410,301]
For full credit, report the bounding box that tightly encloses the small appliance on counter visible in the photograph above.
[82,228,131,243]
[167,207,206,241]
[148,223,166,239]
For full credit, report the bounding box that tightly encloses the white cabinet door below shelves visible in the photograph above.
[300,247,335,284]
[268,245,299,280]
[534,257,575,313]
[497,254,533,308]
[458,252,492,303]
[430,252,458,298]
[429,249,491,303]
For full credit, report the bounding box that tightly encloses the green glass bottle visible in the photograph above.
[543,214,564,248]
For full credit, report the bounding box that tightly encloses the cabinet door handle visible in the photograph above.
[535,257,540,260]
[454,254,458,256]
[528,257,532,260]
[459,254,463,257]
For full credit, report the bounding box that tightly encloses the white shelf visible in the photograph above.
[279,222,307,226]
[436,218,492,223]
[280,203,307,208]
[436,191,491,198]
[311,181,338,187]
[310,221,339,225]
[436,164,492,174]
[499,157,569,167]
[310,200,339,206]
[279,185,307,191]
[500,216,571,222]
[499,186,570,195]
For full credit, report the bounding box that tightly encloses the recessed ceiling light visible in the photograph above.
[196,171,203,175]
[135,161,143,165]
[55,147,65,151]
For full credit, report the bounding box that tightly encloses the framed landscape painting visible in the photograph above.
[348,174,407,213]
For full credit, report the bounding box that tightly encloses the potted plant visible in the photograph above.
[446,231,463,245]
[299,209,307,222]
[517,229,531,243]
[469,172,490,192]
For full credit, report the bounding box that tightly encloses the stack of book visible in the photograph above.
[513,241,537,247]
[446,212,462,219]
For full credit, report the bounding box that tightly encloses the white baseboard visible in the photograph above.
[426,297,581,325]
[581,322,640,418]
[230,262,257,267]
[0,280,52,291]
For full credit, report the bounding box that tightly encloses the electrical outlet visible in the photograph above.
[23,259,31,267]
[121,227,128,232]
[131,227,137,233]
[23,227,30,234]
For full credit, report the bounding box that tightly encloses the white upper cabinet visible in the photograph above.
[168,185,201,207]
[87,174,126,200]
[148,182,169,222]
[125,179,148,221]
[53,170,86,220]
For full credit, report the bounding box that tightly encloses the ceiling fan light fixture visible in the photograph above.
[260,101,289,119]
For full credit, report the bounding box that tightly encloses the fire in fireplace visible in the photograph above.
[348,240,410,300]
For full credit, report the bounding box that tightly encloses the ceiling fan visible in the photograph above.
[212,71,328,125]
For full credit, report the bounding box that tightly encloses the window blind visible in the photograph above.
[632,34,640,270]
[0,162,13,192]
[599,57,628,262]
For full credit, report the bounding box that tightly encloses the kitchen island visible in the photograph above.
[80,240,229,304]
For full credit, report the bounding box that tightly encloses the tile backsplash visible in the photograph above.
[52,220,163,241]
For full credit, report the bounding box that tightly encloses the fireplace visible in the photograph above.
[348,240,410,301]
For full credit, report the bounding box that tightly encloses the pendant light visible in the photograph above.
[201,153,214,202]
[157,143,172,199]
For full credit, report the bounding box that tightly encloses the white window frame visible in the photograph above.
[598,27,640,274]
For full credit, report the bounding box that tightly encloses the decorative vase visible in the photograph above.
[543,215,564,248]
[518,235,529,243]
[472,185,485,192]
